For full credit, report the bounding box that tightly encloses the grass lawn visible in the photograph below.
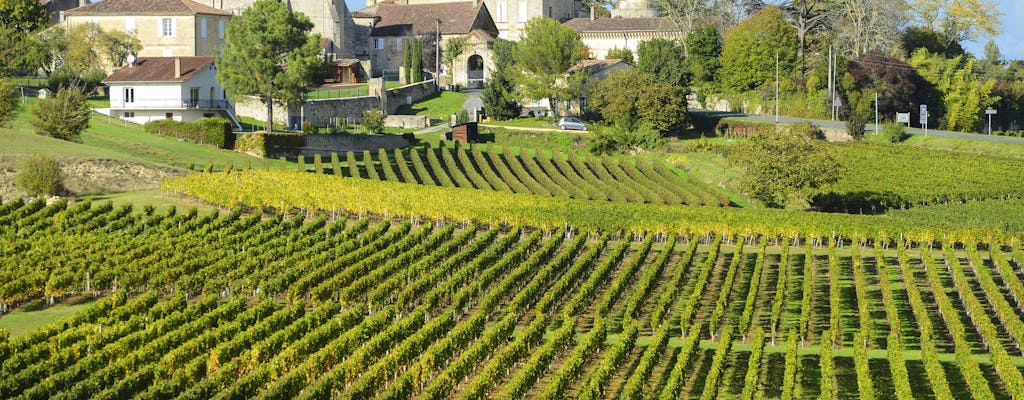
[901,134,1024,158]
[79,189,219,215]
[393,90,469,120]
[0,297,97,337]
[483,117,559,129]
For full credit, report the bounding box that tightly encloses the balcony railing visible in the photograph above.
[110,99,233,110]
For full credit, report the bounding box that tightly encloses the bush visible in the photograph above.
[143,118,233,149]
[0,80,18,127]
[16,154,64,196]
[31,87,91,142]
[874,123,907,143]
[845,114,869,140]
[47,68,105,94]
[302,120,317,135]
[785,122,825,140]
[589,124,664,154]
[362,110,385,134]
[233,132,305,157]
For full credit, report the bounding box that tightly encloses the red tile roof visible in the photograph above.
[66,0,232,16]
[564,17,677,32]
[367,2,484,37]
[103,57,215,83]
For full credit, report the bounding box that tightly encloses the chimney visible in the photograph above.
[174,57,181,78]
[590,5,594,20]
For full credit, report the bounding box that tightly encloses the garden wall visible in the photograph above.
[235,132,412,158]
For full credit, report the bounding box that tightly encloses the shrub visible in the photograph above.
[785,122,825,140]
[874,123,907,143]
[16,154,64,196]
[845,114,869,140]
[143,118,232,149]
[588,123,664,154]
[0,80,18,127]
[362,110,385,134]
[47,68,105,94]
[31,87,91,142]
[302,120,317,135]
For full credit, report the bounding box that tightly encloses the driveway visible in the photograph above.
[461,88,483,115]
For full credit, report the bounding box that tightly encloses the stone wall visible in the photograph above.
[385,115,429,128]
[384,80,436,114]
[302,96,381,126]
[295,134,412,158]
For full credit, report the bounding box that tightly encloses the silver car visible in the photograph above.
[558,117,587,131]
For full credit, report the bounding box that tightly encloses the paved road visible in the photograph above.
[694,110,1024,145]
[461,88,483,115]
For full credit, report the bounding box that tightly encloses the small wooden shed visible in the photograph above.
[450,122,478,143]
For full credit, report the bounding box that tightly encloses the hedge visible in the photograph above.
[143,118,233,149]
[234,132,306,158]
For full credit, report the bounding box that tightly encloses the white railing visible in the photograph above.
[110,99,232,110]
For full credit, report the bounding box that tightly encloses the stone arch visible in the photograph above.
[467,54,485,88]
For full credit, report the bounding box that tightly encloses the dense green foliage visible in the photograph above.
[727,125,841,207]
[719,7,798,92]
[2,200,1023,398]
[29,87,90,142]
[14,154,63,196]
[481,38,520,121]
[513,17,584,117]
[143,118,233,149]
[636,38,689,87]
[684,24,722,83]
[217,0,321,132]
[588,69,689,133]
[361,110,385,134]
[0,80,19,127]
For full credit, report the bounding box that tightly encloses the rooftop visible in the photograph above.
[103,57,215,83]
[65,0,232,16]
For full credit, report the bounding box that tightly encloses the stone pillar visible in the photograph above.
[369,77,386,112]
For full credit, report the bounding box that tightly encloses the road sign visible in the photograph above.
[920,112,928,125]
[896,112,910,124]
[986,108,997,115]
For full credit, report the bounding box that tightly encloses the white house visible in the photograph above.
[102,56,241,128]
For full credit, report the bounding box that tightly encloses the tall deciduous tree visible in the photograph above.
[513,17,584,118]
[728,123,842,208]
[780,0,831,72]
[589,69,689,132]
[0,0,48,33]
[832,0,906,57]
[636,38,689,87]
[907,0,1002,46]
[649,0,707,53]
[218,0,321,132]
[719,6,798,92]
[99,29,142,67]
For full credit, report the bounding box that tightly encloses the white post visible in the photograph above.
[874,92,878,133]
[775,52,779,123]
[989,113,993,135]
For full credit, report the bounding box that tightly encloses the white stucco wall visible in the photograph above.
[107,62,227,124]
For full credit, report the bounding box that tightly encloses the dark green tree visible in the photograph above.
[606,47,635,66]
[636,38,689,87]
[412,38,423,82]
[684,23,722,83]
[589,69,689,132]
[403,38,412,83]
[0,80,19,127]
[217,0,322,132]
[30,86,91,142]
[727,123,842,208]
[719,6,798,92]
[362,110,385,134]
[482,38,520,120]
[513,17,584,118]
[901,26,964,59]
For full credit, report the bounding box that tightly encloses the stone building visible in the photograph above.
[564,16,682,61]
[205,0,361,60]
[353,1,497,86]
[361,0,580,40]
[63,0,233,61]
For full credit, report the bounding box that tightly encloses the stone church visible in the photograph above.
[360,0,584,40]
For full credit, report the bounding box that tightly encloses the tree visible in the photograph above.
[983,39,1002,65]
[832,0,906,57]
[844,51,933,122]
[513,17,584,118]
[403,38,412,83]
[728,124,842,208]
[218,0,322,132]
[588,69,688,132]
[650,0,709,54]
[909,48,997,132]
[362,110,385,134]
[30,86,91,142]
[636,38,689,87]
[780,0,832,73]
[907,0,1002,46]
[482,38,520,120]
[684,24,722,83]
[719,6,798,92]
[15,154,64,196]
[0,80,19,127]
[901,26,964,59]
[606,47,635,66]
[0,0,48,33]
[99,29,142,67]
[412,38,423,82]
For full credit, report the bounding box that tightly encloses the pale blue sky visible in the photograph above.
[343,0,1021,60]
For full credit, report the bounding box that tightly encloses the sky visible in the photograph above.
[963,0,1024,61]
[344,0,1023,60]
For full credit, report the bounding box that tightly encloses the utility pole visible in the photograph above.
[436,19,442,85]
[775,52,779,123]
[828,46,833,121]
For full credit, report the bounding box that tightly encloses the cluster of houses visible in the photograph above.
[50,0,684,128]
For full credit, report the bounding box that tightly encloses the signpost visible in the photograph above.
[986,107,997,135]
[920,104,928,135]
[896,112,910,125]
